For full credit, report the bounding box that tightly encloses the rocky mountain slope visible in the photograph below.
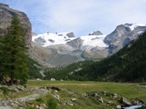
[32,31,108,67]
[104,23,146,54]
[0,3,32,44]
[32,24,146,67]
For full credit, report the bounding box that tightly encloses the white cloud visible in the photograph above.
[1,0,146,35]
[105,0,146,24]
[44,0,100,34]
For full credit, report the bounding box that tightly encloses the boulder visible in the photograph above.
[71,98,77,102]
[50,78,56,81]
[120,97,131,106]
[99,96,104,103]
[113,93,118,99]
[116,105,121,109]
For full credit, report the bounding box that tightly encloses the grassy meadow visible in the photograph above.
[28,80,146,109]
[0,80,145,109]
[28,80,146,103]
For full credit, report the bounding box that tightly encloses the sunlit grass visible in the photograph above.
[27,80,146,103]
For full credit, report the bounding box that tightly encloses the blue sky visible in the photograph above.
[1,0,146,36]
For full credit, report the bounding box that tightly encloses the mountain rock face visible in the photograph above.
[89,30,103,35]
[67,38,83,49]
[32,24,146,67]
[32,31,108,67]
[104,23,146,54]
[0,3,31,44]
[66,32,75,38]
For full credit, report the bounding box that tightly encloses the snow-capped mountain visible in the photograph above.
[104,23,146,54]
[31,31,108,67]
[31,23,146,67]
[32,32,108,48]
[124,23,146,31]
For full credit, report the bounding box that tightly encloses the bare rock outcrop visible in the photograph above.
[0,3,32,45]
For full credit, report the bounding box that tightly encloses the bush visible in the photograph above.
[46,97,58,109]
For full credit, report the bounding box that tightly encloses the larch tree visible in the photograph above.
[0,16,29,85]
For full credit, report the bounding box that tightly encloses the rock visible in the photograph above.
[71,98,77,102]
[10,102,18,107]
[103,91,107,96]
[67,38,83,48]
[16,85,26,91]
[54,94,60,101]
[36,105,40,109]
[120,97,131,106]
[107,101,113,105]
[104,23,146,55]
[89,91,99,97]
[0,3,32,45]
[50,78,56,81]
[132,98,144,105]
[89,30,103,35]
[116,105,121,109]
[66,32,75,38]
[8,85,19,92]
[60,79,64,81]
[66,100,73,106]
[99,97,104,103]
[49,86,61,91]
[34,37,46,46]
[113,93,118,99]
[39,104,47,109]
[82,93,88,97]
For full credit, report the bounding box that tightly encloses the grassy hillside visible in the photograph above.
[73,32,146,82]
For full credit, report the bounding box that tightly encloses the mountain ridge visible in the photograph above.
[44,32,146,82]
[32,23,146,67]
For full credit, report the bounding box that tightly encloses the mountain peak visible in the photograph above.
[89,30,103,36]
[0,3,9,8]
[124,23,146,31]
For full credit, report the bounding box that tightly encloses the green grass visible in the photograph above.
[27,80,146,103]
[1,81,145,109]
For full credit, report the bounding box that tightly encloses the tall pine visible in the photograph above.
[0,16,28,85]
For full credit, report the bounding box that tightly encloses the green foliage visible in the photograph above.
[1,87,9,96]
[44,60,95,80]
[27,58,43,79]
[72,32,146,82]
[36,98,44,103]
[46,97,58,109]
[0,16,29,85]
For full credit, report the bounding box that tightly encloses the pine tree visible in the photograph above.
[0,16,28,85]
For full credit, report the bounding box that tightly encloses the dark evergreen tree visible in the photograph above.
[0,16,28,85]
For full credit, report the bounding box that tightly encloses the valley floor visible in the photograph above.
[0,81,146,109]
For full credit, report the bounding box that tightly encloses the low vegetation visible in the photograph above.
[1,81,145,109]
